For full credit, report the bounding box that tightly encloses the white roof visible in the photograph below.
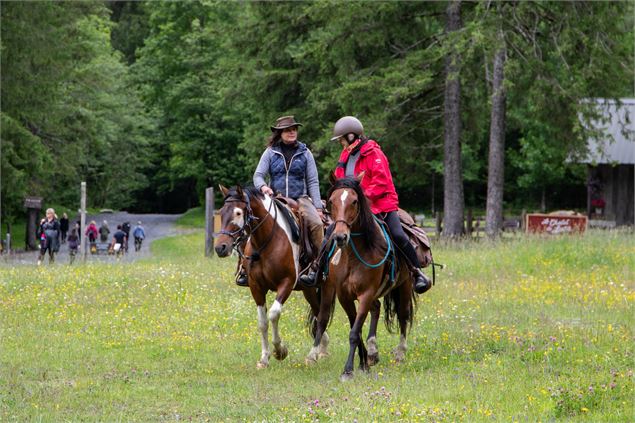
[582,98,634,164]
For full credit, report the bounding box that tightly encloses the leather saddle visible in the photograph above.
[273,196,316,269]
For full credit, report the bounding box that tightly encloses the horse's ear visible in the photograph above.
[236,184,243,196]
[355,171,366,184]
[219,185,229,197]
[329,171,338,186]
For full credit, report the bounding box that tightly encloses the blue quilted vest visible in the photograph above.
[269,142,308,199]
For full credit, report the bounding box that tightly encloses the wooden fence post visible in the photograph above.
[205,187,214,257]
[466,209,473,237]
[435,212,442,239]
[80,182,87,262]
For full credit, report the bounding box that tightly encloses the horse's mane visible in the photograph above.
[328,177,383,249]
[225,185,263,202]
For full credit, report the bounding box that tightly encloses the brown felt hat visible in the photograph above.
[270,115,303,132]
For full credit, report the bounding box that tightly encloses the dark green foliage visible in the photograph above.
[1,1,151,226]
[2,0,633,218]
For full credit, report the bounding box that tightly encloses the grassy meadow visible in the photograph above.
[1,227,633,421]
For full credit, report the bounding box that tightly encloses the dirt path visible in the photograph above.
[1,212,194,265]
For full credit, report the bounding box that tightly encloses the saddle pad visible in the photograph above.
[273,198,300,243]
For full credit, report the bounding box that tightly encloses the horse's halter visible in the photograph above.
[217,191,276,261]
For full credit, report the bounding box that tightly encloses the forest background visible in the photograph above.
[1,1,633,234]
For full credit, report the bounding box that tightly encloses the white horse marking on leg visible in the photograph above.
[269,300,282,346]
[257,305,270,368]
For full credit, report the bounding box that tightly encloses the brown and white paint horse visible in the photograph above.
[215,185,329,369]
[306,174,416,381]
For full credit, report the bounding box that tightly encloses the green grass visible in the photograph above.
[176,207,205,229]
[1,230,633,421]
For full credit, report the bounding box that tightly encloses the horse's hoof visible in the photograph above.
[256,361,268,369]
[273,345,288,361]
[318,351,330,359]
[393,349,406,363]
[368,353,380,366]
[305,355,317,366]
[340,371,354,382]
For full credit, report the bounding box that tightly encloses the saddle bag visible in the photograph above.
[397,209,432,268]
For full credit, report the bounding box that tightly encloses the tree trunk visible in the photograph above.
[442,0,464,238]
[485,35,507,238]
[540,186,546,212]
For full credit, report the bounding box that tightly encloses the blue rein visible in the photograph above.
[326,215,396,282]
[350,216,392,268]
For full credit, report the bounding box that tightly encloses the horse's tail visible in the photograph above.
[383,271,418,333]
[383,289,398,334]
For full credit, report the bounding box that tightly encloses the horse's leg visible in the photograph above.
[303,287,329,357]
[270,280,293,361]
[340,293,372,381]
[305,281,335,365]
[393,282,413,363]
[256,302,270,369]
[367,299,381,366]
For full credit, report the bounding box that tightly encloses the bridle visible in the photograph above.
[216,191,278,261]
[331,188,360,231]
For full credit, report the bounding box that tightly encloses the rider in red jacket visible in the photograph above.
[330,116,431,294]
[333,139,399,214]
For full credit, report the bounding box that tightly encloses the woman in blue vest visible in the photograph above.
[233,116,324,286]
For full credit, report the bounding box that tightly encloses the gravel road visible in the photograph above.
[1,211,193,265]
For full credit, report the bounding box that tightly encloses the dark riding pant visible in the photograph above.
[379,211,421,269]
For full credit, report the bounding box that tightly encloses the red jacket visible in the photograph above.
[334,139,399,214]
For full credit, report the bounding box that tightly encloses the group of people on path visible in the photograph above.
[36,211,146,265]
[237,115,431,295]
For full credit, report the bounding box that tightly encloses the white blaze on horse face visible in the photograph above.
[340,190,349,208]
[231,207,245,228]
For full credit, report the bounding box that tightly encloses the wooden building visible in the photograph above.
[582,99,634,226]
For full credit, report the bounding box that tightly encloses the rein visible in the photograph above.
[327,198,396,281]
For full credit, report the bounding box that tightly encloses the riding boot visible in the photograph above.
[298,238,331,288]
[235,270,248,287]
[298,267,318,287]
[412,268,431,294]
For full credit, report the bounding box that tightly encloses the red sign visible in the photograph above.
[525,214,588,234]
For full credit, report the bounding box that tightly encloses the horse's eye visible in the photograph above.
[352,199,358,205]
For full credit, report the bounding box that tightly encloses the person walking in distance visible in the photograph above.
[133,221,145,252]
[37,208,61,265]
[59,213,69,244]
[99,220,110,243]
[110,225,127,258]
[67,228,79,264]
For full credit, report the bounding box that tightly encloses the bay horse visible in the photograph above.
[306,174,416,381]
[215,185,329,369]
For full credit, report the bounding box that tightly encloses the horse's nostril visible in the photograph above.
[215,244,229,256]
